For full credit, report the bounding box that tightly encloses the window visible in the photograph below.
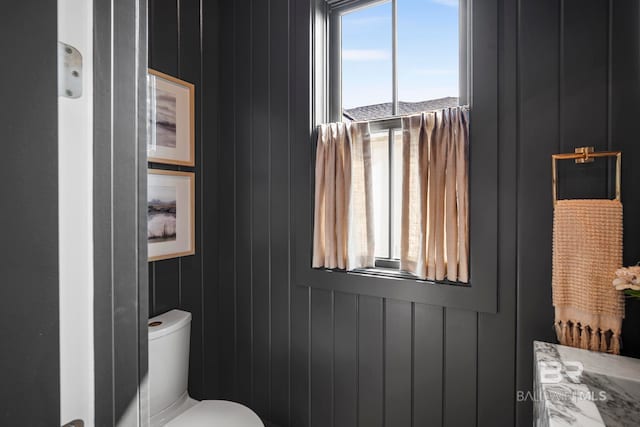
[306,0,499,312]
[329,0,465,271]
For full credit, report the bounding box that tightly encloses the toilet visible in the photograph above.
[149,309,264,426]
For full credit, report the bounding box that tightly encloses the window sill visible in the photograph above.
[351,266,471,288]
[296,265,495,312]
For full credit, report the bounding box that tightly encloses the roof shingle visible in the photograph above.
[343,97,459,121]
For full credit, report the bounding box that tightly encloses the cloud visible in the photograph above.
[343,49,391,61]
[432,0,458,7]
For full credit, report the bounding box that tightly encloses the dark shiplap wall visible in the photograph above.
[147,0,220,399]
[517,0,640,424]
[0,2,59,424]
[147,0,640,426]
[216,0,517,426]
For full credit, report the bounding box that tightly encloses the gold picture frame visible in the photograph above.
[147,169,195,261]
[147,69,195,166]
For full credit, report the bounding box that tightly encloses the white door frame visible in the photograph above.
[59,0,149,425]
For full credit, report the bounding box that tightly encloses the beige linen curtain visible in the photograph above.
[312,121,375,270]
[400,107,469,282]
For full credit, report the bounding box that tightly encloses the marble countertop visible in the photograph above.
[534,341,640,427]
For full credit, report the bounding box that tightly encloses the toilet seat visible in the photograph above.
[165,400,263,427]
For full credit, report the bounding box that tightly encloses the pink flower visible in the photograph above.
[613,266,640,291]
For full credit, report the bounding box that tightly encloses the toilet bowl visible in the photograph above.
[149,309,263,427]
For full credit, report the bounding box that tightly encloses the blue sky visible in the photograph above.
[342,0,459,109]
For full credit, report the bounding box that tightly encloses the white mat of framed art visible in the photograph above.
[147,169,195,261]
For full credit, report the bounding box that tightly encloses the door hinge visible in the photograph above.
[57,41,83,99]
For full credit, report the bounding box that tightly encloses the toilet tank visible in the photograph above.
[148,309,192,417]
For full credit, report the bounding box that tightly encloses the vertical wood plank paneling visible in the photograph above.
[443,308,477,427]
[201,1,640,427]
[148,264,155,315]
[333,292,358,427]
[251,0,272,418]
[358,296,384,427]
[218,0,238,400]
[112,0,146,420]
[611,3,640,263]
[292,286,311,427]
[384,300,412,427]
[311,289,333,427]
[290,0,311,424]
[148,0,178,76]
[0,1,59,422]
[96,1,150,422]
[152,260,180,315]
[516,0,560,425]
[235,0,254,408]
[269,0,292,423]
[515,1,640,425]
[558,0,609,200]
[612,0,640,358]
[178,0,204,399]
[148,0,180,319]
[413,303,444,427]
[94,2,115,423]
[477,0,517,425]
[202,0,221,399]
[149,0,218,401]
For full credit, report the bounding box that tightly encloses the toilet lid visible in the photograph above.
[165,400,264,427]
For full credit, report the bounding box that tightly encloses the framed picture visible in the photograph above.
[147,69,195,166]
[147,169,195,261]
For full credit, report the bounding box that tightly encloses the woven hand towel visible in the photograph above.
[552,199,624,354]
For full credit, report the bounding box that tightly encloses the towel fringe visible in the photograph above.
[589,328,600,351]
[611,334,620,355]
[600,330,608,353]
[554,321,620,355]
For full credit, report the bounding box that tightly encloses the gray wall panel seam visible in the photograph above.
[308,288,312,427]
[249,0,255,408]
[287,0,293,423]
[559,0,564,152]
[607,0,613,195]
[199,0,205,395]
[268,0,273,418]
[331,291,335,427]
[514,0,521,424]
[384,299,387,427]
[356,295,360,427]
[441,307,447,427]
[475,311,479,427]
[177,0,181,77]
[410,302,414,427]
[233,0,239,401]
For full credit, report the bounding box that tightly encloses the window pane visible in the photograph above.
[391,129,403,259]
[370,131,390,259]
[342,2,393,121]
[397,0,460,115]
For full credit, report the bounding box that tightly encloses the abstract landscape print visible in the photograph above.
[150,87,177,149]
[147,169,195,261]
[148,184,177,242]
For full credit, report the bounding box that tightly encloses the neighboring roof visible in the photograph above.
[343,97,459,122]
